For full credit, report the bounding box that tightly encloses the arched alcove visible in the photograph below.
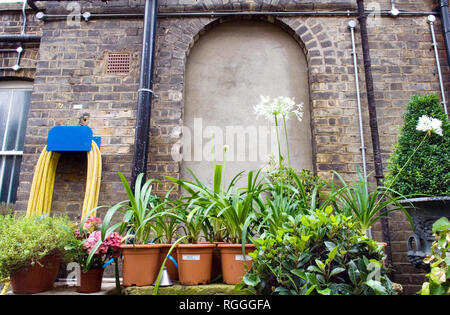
[182,20,312,186]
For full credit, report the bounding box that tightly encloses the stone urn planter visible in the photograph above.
[400,197,450,269]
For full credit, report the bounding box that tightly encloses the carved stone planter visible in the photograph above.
[400,197,450,270]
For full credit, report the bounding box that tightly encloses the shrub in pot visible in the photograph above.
[97,172,166,287]
[0,214,72,294]
[240,207,396,295]
[65,216,121,293]
[385,94,450,268]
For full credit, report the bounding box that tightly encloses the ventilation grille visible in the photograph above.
[107,53,130,74]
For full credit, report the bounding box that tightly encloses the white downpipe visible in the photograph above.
[349,20,372,239]
[428,15,449,116]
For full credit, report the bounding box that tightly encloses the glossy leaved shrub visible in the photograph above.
[240,207,396,295]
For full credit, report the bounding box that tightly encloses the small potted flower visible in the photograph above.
[385,94,450,268]
[65,216,122,293]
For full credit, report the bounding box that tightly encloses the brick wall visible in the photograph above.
[1,0,448,293]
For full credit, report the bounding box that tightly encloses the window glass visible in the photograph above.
[0,81,32,204]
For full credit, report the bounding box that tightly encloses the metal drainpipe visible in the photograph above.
[356,0,393,266]
[439,0,450,70]
[428,15,449,116]
[348,21,368,182]
[130,0,158,190]
[348,21,372,236]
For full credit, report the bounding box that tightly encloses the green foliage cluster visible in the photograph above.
[241,207,395,295]
[420,217,450,295]
[385,94,450,196]
[0,214,73,278]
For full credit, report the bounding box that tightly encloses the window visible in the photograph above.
[0,81,32,204]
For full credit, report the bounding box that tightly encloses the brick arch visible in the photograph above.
[153,15,331,102]
[150,15,333,184]
[183,15,326,68]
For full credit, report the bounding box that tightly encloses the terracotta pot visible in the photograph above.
[10,254,61,294]
[218,244,256,284]
[121,244,162,287]
[177,243,215,285]
[159,244,178,281]
[77,267,104,293]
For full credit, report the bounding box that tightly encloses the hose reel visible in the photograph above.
[26,126,102,219]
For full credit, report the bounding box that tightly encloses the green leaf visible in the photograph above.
[317,288,331,295]
[432,217,450,233]
[330,267,346,277]
[315,259,326,272]
[243,273,260,287]
[364,280,387,295]
[327,246,338,263]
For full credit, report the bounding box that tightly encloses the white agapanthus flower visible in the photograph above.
[416,115,443,136]
[254,95,303,122]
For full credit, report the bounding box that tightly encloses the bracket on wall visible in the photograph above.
[47,126,101,153]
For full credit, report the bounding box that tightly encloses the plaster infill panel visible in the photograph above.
[183,21,312,187]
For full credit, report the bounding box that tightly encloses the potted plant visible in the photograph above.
[0,214,72,294]
[385,94,449,268]
[168,199,215,285]
[65,215,121,293]
[95,172,165,287]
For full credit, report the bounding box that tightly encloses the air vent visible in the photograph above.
[107,53,130,74]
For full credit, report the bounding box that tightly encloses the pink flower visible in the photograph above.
[84,231,106,255]
[83,230,122,258]
[83,216,102,232]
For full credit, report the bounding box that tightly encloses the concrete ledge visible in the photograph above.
[124,283,252,295]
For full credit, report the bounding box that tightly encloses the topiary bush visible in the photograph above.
[0,214,73,279]
[240,207,396,295]
[385,94,450,196]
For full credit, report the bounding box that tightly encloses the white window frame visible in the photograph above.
[0,80,33,205]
